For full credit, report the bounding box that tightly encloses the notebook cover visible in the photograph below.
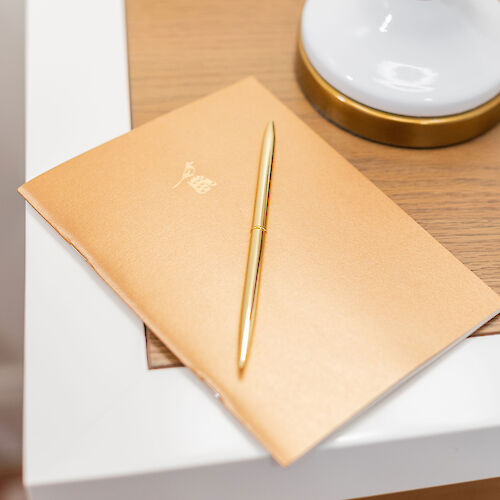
[19,77,500,465]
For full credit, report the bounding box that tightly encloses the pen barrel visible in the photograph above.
[239,227,266,367]
[252,121,275,228]
[239,120,275,370]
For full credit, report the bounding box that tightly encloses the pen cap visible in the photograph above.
[252,121,275,228]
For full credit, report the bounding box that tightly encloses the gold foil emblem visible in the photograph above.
[172,161,216,194]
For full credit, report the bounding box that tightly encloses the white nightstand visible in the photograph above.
[24,1,500,499]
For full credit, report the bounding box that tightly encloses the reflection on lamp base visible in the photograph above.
[296,39,500,148]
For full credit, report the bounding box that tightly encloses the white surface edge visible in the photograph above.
[25,0,500,498]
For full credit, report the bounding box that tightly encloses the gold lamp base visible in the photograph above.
[296,40,500,148]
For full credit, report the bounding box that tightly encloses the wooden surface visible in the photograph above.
[364,477,500,500]
[126,0,500,370]
[144,325,182,368]
[125,1,500,496]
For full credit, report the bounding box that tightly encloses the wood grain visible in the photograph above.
[144,325,182,369]
[359,477,500,500]
[126,0,500,369]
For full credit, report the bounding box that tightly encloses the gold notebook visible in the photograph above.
[19,77,500,466]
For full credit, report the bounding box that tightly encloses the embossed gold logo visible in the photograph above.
[172,161,216,194]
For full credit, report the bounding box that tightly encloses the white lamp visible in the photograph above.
[297,0,500,147]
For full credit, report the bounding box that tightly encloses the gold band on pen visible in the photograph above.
[251,225,267,232]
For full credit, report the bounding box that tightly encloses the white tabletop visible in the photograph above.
[24,1,500,499]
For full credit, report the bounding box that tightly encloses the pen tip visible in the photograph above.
[238,357,246,372]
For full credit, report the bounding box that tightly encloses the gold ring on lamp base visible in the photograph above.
[296,39,500,148]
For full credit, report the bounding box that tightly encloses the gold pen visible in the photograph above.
[238,121,275,372]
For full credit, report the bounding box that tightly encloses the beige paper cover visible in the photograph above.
[19,78,500,465]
